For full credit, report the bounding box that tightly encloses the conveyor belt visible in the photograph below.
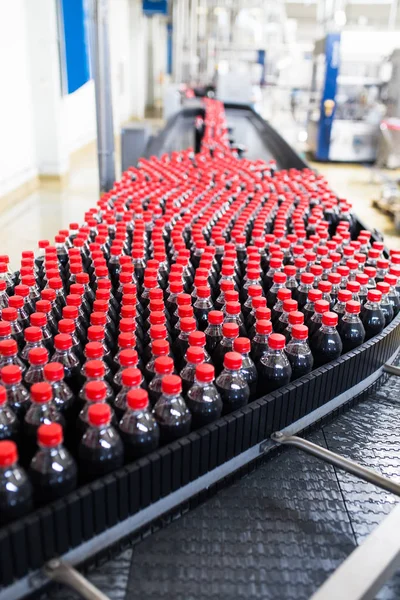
[47,364,400,599]
[145,103,306,171]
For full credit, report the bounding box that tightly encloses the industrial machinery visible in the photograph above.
[307,31,399,162]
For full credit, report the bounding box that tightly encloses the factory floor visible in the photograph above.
[0,117,399,269]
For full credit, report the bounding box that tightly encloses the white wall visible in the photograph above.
[0,0,37,196]
[0,0,166,198]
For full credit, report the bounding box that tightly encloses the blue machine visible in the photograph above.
[307,33,382,162]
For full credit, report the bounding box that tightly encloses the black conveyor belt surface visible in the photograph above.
[48,366,400,600]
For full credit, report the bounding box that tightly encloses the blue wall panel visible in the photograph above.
[61,0,91,94]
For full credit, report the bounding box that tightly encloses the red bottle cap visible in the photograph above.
[346,281,360,293]
[288,311,304,325]
[54,333,73,350]
[273,272,287,284]
[208,311,223,325]
[318,281,332,293]
[1,307,18,321]
[346,300,361,314]
[31,382,52,403]
[180,317,196,333]
[152,339,169,357]
[38,423,63,447]
[268,333,286,350]
[247,285,262,299]
[0,339,18,356]
[367,289,382,303]
[355,273,368,286]
[220,280,234,293]
[300,273,314,285]
[223,351,242,370]
[314,299,330,314]
[255,307,272,321]
[176,293,192,307]
[85,380,107,402]
[127,388,148,410]
[328,272,341,285]
[337,289,352,303]
[292,324,308,340]
[161,374,182,394]
[256,319,273,335]
[66,294,81,308]
[226,302,241,316]
[15,284,30,297]
[1,364,22,384]
[41,288,56,302]
[24,327,42,343]
[283,299,298,313]
[364,266,376,278]
[62,306,79,321]
[0,385,6,405]
[84,342,103,359]
[222,322,239,338]
[44,362,64,382]
[0,441,17,467]
[188,331,206,347]
[233,337,251,354]
[322,311,338,326]
[119,349,138,367]
[0,321,11,337]
[196,286,210,299]
[121,367,141,387]
[224,290,239,303]
[196,363,215,383]
[384,274,397,286]
[88,403,111,426]
[154,356,174,375]
[85,359,105,378]
[8,296,23,311]
[29,347,48,365]
[30,312,47,327]
[58,319,76,335]
[90,312,107,327]
[48,277,63,290]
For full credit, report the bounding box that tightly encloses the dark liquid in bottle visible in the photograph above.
[361,308,385,341]
[0,468,32,526]
[186,386,222,428]
[239,358,258,400]
[285,351,313,381]
[257,362,291,395]
[78,429,124,482]
[338,320,365,352]
[119,426,159,461]
[29,451,77,505]
[215,372,249,414]
[310,331,342,367]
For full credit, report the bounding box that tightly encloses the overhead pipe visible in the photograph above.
[87,0,116,193]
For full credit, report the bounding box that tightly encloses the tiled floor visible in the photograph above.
[0,116,399,270]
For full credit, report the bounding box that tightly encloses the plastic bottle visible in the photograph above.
[153,375,192,443]
[1,307,25,350]
[283,310,305,343]
[20,326,45,365]
[193,286,214,331]
[172,316,197,372]
[180,346,204,395]
[302,289,323,325]
[52,333,82,394]
[285,325,313,381]
[148,356,175,407]
[361,289,386,341]
[212,322,239,375]
[275,298,298,334]
[0,339,26,373]
[29,423,77,505]
[307,299,330,339]
[266,271,287,309]
[295,273,314,311]
[78,403,124,482]
[257,334,292,396]
[205,310,224,355]
[251,319,272,364]
[376,282,394,326]
[24,347,48,388]
[384,274,400,317]
[112,349,139,391]
[332,289,352,323]
[43,362,76,421]
[215,351,249,413]
[271,287,292,327]
[0,385,19,441]
[186,364,223,428]
[0,441,32,525]
[337,300,366,352]
[113,367,143,421]
[119,389,160,460]
[233,337,258,400]
[310,311,343,367]
[1,365,30,420]
[23,382,65,465]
